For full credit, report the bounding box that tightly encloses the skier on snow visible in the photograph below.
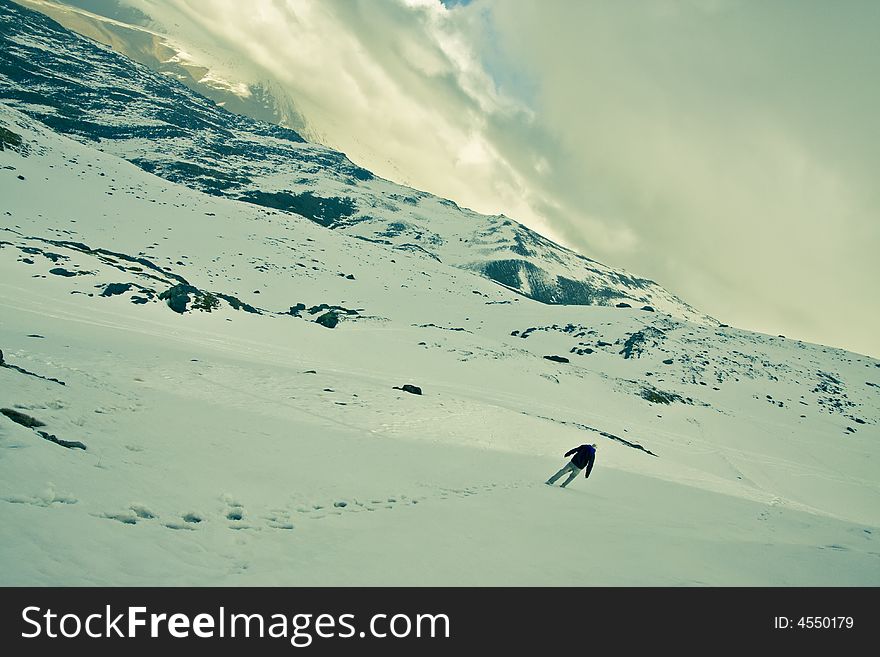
[545,443,597,488]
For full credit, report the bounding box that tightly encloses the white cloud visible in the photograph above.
[126,0,554,228]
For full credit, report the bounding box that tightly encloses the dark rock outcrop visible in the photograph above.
[0,357,65,385]
[393,384,422,395]
[159,284,201,313]
[159,284,247,314]
[101,282,133,296]
[308,303,359,316]
[0,125,24,151]
[214,293,260,314]
[237,190,356,227]
[1,407,46,428]
[640,387,686,405]
[315,311,339,329]
[620,327,666,359]
[37,430,86,450]
[49,267,79,277]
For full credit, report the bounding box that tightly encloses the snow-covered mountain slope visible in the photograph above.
[1,104,879,585]
[12,0,315,137]
[0,0,704,320]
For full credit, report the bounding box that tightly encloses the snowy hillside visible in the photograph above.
[2,99,879,585]
[0,0,704,319]
[12,0,315,138]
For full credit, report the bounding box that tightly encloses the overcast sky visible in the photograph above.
[61,0,880,357]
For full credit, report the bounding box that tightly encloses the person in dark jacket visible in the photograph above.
[545,443,597,488]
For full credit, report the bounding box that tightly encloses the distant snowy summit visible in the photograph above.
[0,0,704,321]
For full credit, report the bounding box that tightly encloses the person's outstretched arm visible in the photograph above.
[564,447,576,457]
[584,454,595,478]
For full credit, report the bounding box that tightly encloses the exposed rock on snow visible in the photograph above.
[1,408,84,450]
[639,387,687,405]
[100,282,134,297]
[48,267,81,277]
[1,407,46,428]
[36,430,86,450]
[315,311,339,329]
[620,327,667,359]
[0,124,24,152]
[393,384,423,395]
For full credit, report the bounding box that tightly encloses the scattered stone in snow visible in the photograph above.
[393,384,422,395]
[543,355,570,364]
[48,267,79,277]
[416,323,468,332]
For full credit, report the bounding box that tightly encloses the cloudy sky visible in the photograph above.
[57,0,880,357]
